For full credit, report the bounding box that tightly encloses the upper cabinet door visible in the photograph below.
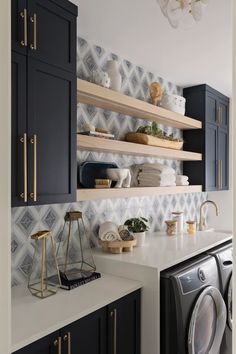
[218,127,229,190]
[12,52,28,207]
[205,123,218,191]
[27,0,77,72]
[217,98,229,128]
[12,0,28,54]
[205,93,217,124]
[27,58,76,205]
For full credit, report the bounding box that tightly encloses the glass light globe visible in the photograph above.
[166,0,183,29]
[191,0,202,21]
[158,0,169,16]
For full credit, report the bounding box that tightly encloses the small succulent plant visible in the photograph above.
[124,217,149,233]
[137,122,183,142]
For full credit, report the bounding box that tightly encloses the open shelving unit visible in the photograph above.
[77,79,203,201]
[77,186,202,202]
[77,135,202,161]
[77,79,202,129]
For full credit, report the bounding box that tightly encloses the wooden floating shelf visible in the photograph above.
[77,79,202,130]
[77,186,202,202]
[77,135,202,161]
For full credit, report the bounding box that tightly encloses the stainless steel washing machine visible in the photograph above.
[207,242,233,354]
[161,254,227,354]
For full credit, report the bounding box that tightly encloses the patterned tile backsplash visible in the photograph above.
[11,37,207,286]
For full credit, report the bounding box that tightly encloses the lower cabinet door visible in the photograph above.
[107,290,141,354]
[60,307,107,354]
[13,331,59,354]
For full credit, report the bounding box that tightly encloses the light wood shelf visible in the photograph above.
[77,79,202,130]
[77,185,202,201]
[77,135,202,161]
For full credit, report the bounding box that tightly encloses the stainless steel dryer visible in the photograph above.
[207,242,233,354]
[161,255,227,354]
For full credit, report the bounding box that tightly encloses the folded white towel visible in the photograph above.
[99,222,121,241]
[138,173,176,183]
[176,175,189,182]
[176,181,189,186]
[141,163,175,175]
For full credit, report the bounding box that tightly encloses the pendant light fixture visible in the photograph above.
[157,0,209,29]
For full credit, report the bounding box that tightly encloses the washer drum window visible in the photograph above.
[188,286,226,354]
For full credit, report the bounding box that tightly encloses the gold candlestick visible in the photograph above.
[28,230,61,299]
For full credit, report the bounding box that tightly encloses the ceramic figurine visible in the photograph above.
[106,168,131,188]
[92,69,111,88]
[149,82,163,106]
[106,60,122,91]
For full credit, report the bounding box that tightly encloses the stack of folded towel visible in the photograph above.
[137,163,176,187]
[176,175,189,186]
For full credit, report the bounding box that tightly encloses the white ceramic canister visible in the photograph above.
[172,212,184,234]
[106,60,122,92]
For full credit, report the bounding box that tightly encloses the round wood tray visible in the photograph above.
[99,239,137,254]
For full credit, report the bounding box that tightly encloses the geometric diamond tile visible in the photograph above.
[11,35,208,287]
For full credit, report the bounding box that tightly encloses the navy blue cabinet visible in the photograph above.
[11,0,77,206]
[13,291,141,354]
[183,84,229,191]
[108,290,141,354]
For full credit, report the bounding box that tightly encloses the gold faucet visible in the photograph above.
[199,200,219,231]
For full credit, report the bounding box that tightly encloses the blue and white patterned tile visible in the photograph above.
[11,36,206,286]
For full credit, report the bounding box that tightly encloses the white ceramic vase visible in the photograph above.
[133,232,146,247]
[107,60,122,92]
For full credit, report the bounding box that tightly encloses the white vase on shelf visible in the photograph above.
[107,60,122,92]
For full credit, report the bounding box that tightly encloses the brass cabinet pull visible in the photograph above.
[20,9,28,47]
[217,107,220,124]
[220,160,223,189]
[30,134,37,201]
[110,309,117,354]
[20,133,28,202]
[54,337,62,354]
[63,332,71,354]
[30,13,37,50]
[217,160,221,190]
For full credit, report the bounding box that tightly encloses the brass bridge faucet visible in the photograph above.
[199,200,219,231]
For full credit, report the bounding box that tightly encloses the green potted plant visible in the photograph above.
[124,217,149,247]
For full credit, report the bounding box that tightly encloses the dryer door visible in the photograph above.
[188,286,226,354]
[227,274,232,330]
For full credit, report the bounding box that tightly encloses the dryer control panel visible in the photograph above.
[178,257,219,295]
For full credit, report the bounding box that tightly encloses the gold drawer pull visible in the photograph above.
[20,9,28,47]
[30,134,37,202]
[63,332,71,354]
[20,133,28,202]
[30,13,37,50]
[54,337,62,354]
[110,309,117,354]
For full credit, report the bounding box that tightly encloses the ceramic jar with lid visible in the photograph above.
[172,211,184,234]
[165,220,178,236]
[107,60,122,92]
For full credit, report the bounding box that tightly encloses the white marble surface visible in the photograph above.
[94,230,233,270]
[11,274,142,352]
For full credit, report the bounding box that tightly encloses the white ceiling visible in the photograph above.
[74,0,232,96]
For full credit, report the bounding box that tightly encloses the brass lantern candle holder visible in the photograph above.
[57,211,97,288]
[28,230,61,299]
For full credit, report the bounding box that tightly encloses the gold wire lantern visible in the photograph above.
[57,211,96,285]
[28,230,61,299]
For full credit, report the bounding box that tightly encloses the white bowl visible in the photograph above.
[161,94,186,115]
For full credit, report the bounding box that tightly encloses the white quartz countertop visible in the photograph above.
[94,230,232,271]
[11,273,142,352]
